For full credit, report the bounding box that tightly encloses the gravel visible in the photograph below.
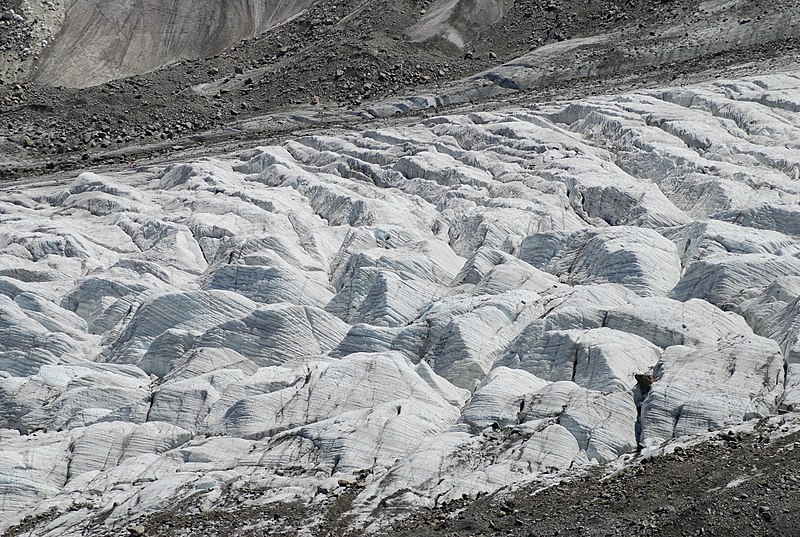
[388,421,800,537]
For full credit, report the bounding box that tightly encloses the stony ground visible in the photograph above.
[0,0,778,179]
[391,423,800,537]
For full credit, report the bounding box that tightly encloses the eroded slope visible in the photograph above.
[34,0,315,87]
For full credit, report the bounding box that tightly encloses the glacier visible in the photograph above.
[2,72,800,535]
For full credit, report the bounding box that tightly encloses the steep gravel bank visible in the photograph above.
[389,419,800,537]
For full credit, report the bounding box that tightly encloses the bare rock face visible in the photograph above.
[2,71,800,534]
[407,0,514,48]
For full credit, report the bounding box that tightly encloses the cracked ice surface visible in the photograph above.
[3,73,800,534]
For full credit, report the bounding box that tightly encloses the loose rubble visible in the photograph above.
[4,0,800,178]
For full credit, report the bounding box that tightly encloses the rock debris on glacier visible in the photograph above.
[2,73,800,534]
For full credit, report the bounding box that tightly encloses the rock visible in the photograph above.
[34,1,318,87]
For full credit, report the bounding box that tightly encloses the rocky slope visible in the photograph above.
[388,415,800,537]
[4,0,800,178]
[2,67,800,535]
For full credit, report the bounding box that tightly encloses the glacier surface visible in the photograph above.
[2,72,800,534]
